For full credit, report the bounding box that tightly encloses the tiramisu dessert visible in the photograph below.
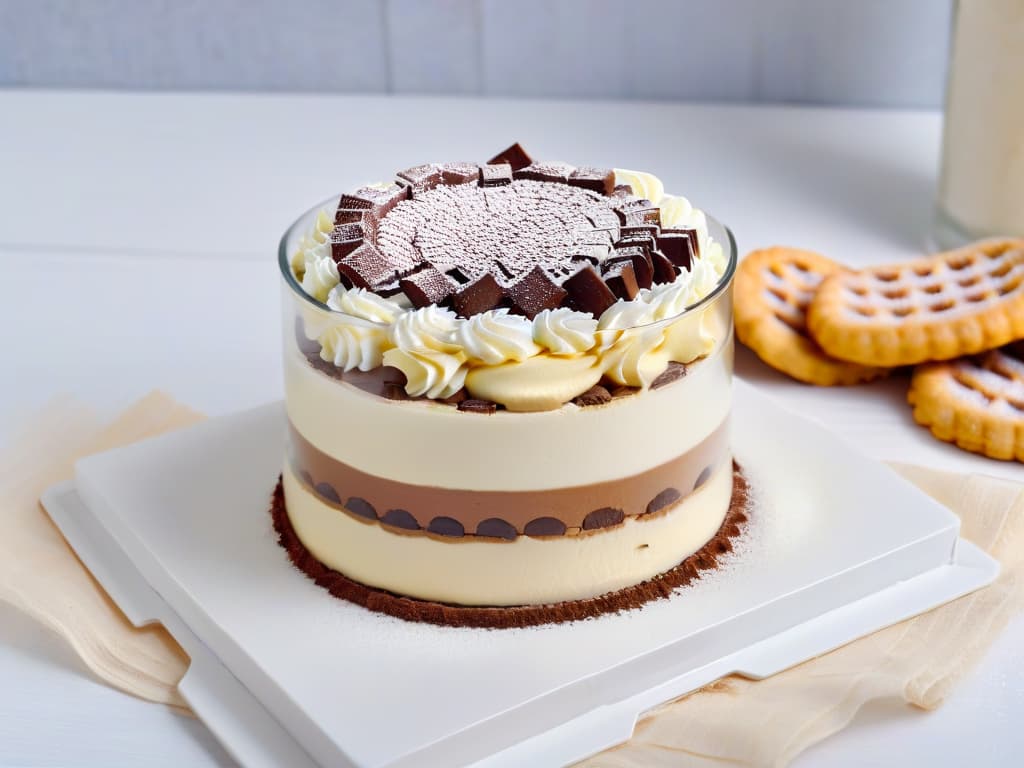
[274,143,743,627]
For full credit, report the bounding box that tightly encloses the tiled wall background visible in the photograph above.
[0,0,954,107]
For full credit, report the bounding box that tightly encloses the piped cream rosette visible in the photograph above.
[291,170,728,412]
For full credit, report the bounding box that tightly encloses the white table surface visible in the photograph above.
[0,89,1021,767]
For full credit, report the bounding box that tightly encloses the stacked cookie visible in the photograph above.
[735,240,1024,461]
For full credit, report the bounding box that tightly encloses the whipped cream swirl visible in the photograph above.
[456,309,540,365]
[383,306,468,399]
[532,308,598,355]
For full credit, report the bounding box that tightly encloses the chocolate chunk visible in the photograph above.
[476,518,517,540]
[524,517,567,537]
[399,265,459,307]
[457,398,498,414]
[568,167,615,195]
[479,163,513,187]
[452,273,505,317]
[339,183,408,216]
[334,209,378,241]
[381,382,408,400]
[345,497,378,520]
[610,245,653,290]
[563,264,617,317]
[514,161,575,184]
[381,509,420,530]
[610,384,639,398]
[694,465,714,490]
[603,260,640,300]
[428,516,465,537]
[383,367,407,385]
[650,249,679,284]
[614,198,661,227]
[611,184,633,198]
[439,161,480,185]
[583,507,625,530]
[336,242,397,289]
[373,279,405,298]
[507,265,568,319]
[441,388,468,405]
[657,230,697,270]
[647,488,682,515]
[396,164,443,194]
[446,266,472,285]
[487,142,534,171]
[651,361,687,389]
[314,482,341,504]
[572,384,613,407]
[329,221,369,261]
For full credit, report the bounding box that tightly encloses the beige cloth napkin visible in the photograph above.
[1,394,1022,764]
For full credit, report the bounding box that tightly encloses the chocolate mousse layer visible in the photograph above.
[270,463,751,627]
[287,419,729,540]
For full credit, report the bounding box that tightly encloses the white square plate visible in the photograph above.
[42,380,998,768]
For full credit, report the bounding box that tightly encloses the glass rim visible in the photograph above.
[278,195,738,330]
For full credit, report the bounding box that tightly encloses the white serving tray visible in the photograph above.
[41,380,998,768]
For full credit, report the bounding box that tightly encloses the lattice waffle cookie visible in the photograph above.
[734,247,887,385]
[807,238,1024,367]
[909,343,1024,461]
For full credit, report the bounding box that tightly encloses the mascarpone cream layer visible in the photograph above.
[284,329,733,491]
[282,459,733,606]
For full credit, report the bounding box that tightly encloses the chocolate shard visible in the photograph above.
[339,183,409,216]
[487,142,534,171]
[572,384,612,407]
[345,497,378,520]
[479,163,513,187]
[657,230,697,270]
[329,221,369,261]
[563,264,617,317]
[373,278,405,298]
[647,488,682,515]
[452,273,506,318]
[439,161,480,185]
[476,518,518,540]
[650,249,679,284]
[583,507,625,530]
[334,208,379,241]
[381,509,420,531]
[651,361,687,389]
[399,265,459,307]
[614,198,661,227]
[396,164,444,194]
[445,266,472,285]
[507,265,569,319]
[428,516,465,537]
[661,227,701,261]
[513,161,575,184]
[609,245,653,290]
[568,167,615,195]
[611,184,633,198]
[602,260,640,300]
[457,398,498,414]
[524,517,567,537]
[314,482,341,504]
[336,242,397,290]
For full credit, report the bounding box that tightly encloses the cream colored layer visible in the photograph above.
[284,331,733,490]
[282,460,733,606]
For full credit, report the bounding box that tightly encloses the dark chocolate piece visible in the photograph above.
[647,488,682,516]
[397,164,443,194]
[610,245,653,290]
[336,242,397,289]
[428,516,465,537]
[487,142,534,171]
[583,507,625,530]
[339,183,408,216]
[572,384,613,407]
[507,265,568,319]
[334,209,378,241]
[452,273,506,317]
[603,261,640,300]
[611,184,633,198]
[399,265,459,307]
[476,518,517,540]
[610,384,640,398]
[568,167,615,195]
[381,509,420,530]
[345,497,378,520]
[614,198,661,227]
[479,163,513,187]
[314,482,341,504]
[446,266,472,285]
[694,465,714,490]
[514,161,575,184]
[657,230,697,270]
[299,469,315,487]
[563,264,617,317]
[651,361,687,389]
[381,382,408,401]
[329,221,368,261]
[441,388,468,405]
[524,517,567,537]
[650,249,679,284]
[457,399,498,414]
[439,162,480,185]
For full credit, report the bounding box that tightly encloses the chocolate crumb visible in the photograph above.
[458,398,498,414]
[573,385,613,407]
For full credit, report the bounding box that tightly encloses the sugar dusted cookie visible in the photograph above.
[807,239,1024,367]
[734,247,888,385]
[908,343,1024,461]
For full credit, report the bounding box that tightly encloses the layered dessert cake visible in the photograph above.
[274,143,743,626]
